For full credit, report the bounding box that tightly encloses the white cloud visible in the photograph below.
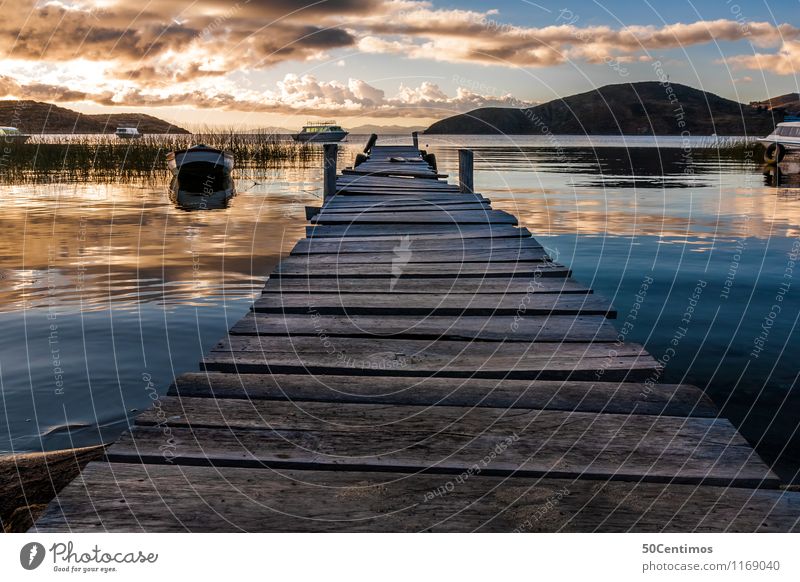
[724,40,800,76]
[0,72,534,117]
[4,0,800,117]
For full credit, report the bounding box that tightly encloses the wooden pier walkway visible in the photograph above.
[34,141,800,532]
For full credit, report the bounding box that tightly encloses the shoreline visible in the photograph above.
[1,445,106,533]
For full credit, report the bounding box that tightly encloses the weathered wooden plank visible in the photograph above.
[354,157,430,164]
[335,169,452,187]
[336,178,455,185]
[252,292,614,317]
[340,160,435,166]
[262,275,590,294]
[336,181,458,190]
[348,159,432,166]
[324,199,489,210]
[349,155,432,162]
[348,153,430,158]
[169,372,719,417]
[300,233,533,244]
[306,224,531,238]
[325,194,489,209]
[321,203,490,213]
[334,178,450,187]
[336,177,455,184]
[311,210,518,225]
[107,397,777,487]
[203,336,657,380]
[292,237,542,255]
[272,259,570,278]
[284,248,551,264]
[356,157,430,164]
[350,165,436,174]
[366,151,424,157]
[342,169,445,179]
[371,147,423,151]
[33,463,800,532]
[330,190,476,197]
[232,313,617,342]
[336,187,463,195]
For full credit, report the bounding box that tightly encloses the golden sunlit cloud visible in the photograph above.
[0,0,797,117]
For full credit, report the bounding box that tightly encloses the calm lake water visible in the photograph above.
[1,135,798,484]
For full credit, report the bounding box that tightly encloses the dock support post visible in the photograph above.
[458,149,474,193]
[363,134,378,154]
[323,143,338,200]
[412,131,419,149]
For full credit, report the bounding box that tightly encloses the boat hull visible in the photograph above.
[757,137,800,150]
[169,176,236,210]
[1,135,29,144]
[167,147,234,179]
[291,131,348,143]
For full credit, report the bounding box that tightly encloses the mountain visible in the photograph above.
[349,124,426,135]
[750,93,800,112]
[0,100,189,134]
[425,82,781,135]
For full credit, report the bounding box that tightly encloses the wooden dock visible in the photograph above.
[33,141,800,532]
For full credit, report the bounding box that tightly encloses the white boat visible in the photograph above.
[115,127,141,139]
[166,144,234,179]
[0,126,29,144]
[291,121,348,143]
[758,121,800,163]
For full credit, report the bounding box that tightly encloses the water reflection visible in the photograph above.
[0,168,315,313]
[427,144,800,241]
[1,137,799,485]
[763,162,800,190]
[169,175,236,211]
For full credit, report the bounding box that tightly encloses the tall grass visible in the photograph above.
[691,139,766,166]
[0,130,316,183]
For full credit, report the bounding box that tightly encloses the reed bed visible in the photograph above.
[0,131,316,183]
[695,137,764,157]
[692,139,766,165]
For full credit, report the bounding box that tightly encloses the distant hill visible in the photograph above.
[425,82,781,135]
[349,124,426,135]
[750,93,800,112]
[0,100,189,134]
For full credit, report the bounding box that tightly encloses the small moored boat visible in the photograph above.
[169,175,236,210]
[291,121,348,143]
[758,121,800,163]
[115,127,140,139]
[166,144,234,179]
[0,126,29,144]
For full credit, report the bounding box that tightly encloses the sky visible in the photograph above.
[0,0,799,129]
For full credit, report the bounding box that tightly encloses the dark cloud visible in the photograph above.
[294,26,355,48]
[0,75,114,104]
[2,0,363,66]
[1,0,798,118]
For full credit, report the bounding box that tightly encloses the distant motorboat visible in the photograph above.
[169,175,236,210]
[291,120,348,143]
[115,127,141,139]
[166,144,234,179]
[758,121,800,163]
[0,126,29,144]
